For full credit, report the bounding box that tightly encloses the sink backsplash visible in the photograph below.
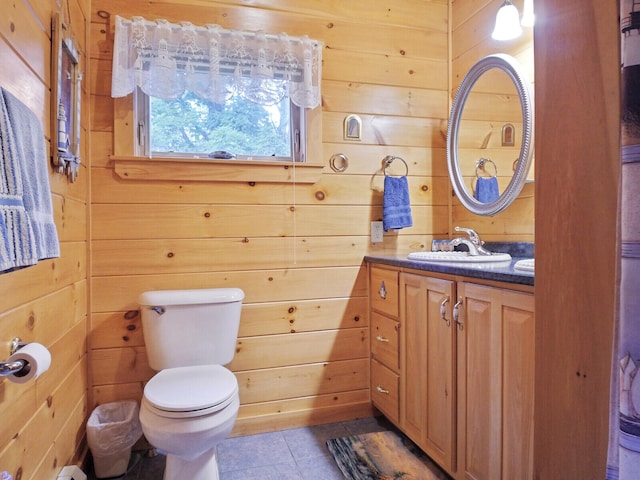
[483,242,534,257]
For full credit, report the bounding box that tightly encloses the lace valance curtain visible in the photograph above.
[111,15,322,108]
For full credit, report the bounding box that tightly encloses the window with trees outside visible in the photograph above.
[137,89,306,162]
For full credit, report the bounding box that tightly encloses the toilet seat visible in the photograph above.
[143,365,238,419]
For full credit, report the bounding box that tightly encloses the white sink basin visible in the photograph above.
[407,251,512,263]
[514,258,535,272]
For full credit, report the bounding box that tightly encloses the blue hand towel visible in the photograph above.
[474,176,500,203]
[0,88,60,273]
[383,175,413,232]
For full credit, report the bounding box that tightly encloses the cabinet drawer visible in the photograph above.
[370,267,399,318]
[371,359,400,423]
[371,312,400,371]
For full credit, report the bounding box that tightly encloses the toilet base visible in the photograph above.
[164,448,219,480]
[139,378,239,480]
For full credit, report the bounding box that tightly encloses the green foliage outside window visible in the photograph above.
[150,91,292,157]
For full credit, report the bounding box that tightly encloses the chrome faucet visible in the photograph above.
[450,226,492,256]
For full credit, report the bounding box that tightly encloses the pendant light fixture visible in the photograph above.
[491,0,523,41]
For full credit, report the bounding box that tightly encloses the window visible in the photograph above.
[135,88,306,162]
[112,16,322,165]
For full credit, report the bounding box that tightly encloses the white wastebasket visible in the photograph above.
[86,400,143,479]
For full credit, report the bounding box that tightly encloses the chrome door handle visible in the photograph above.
[453,297,464,330]
[440,295,450,326]
[376,385,390,395]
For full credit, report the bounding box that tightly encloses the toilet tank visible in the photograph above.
[138,288,244,370]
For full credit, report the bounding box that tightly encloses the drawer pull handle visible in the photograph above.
[378,281,387,300]
[376,385,390,395]
[376,335,390,343]
[440,295,450,326]
[453,297,464,330]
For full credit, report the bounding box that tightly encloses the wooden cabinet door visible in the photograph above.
[456,282,534,480]
[500,287,535,480]
[400,273,456,475]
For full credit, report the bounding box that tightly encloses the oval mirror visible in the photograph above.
[447,53,534,216]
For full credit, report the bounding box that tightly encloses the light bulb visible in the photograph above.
[521,0,535,27]
[491,1,523,41]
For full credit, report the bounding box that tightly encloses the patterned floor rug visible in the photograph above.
[326,430,451,480]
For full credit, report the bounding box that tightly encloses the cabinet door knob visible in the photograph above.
[376,335,390,343]
[376,385,390,395]
[378,281,387,300]
[453,297,464,330]
[440,295,450,326]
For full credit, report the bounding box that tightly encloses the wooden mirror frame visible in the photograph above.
[447,53,534,216]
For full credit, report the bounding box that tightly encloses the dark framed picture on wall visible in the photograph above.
[51,12,82,182]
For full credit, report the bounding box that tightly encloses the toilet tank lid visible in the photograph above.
[138,288,244,306]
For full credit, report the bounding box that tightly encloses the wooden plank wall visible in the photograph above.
[451,0,535,241]
[0,0,90,479]
[88,0,450,436]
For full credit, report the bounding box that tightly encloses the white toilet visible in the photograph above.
[138,288,244,480]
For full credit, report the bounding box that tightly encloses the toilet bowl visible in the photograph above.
[139,365,239,480]
[137,288,245,480]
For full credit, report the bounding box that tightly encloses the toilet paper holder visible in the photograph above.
[0,337,29,377]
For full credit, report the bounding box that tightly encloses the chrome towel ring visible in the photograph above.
[383,155,409,177]
[475,158,498,178]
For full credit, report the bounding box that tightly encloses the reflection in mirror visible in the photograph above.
[474,158,499,203]
[459,65,521,202]
[501,123,515,146]
[447,54,534,216]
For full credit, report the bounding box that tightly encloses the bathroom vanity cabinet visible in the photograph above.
[368,263,534,480]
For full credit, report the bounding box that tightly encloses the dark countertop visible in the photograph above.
[364,242,535,287]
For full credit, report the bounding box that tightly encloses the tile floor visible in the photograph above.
[87,416,398,480]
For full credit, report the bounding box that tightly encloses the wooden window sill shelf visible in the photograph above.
[111,156,324,184]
